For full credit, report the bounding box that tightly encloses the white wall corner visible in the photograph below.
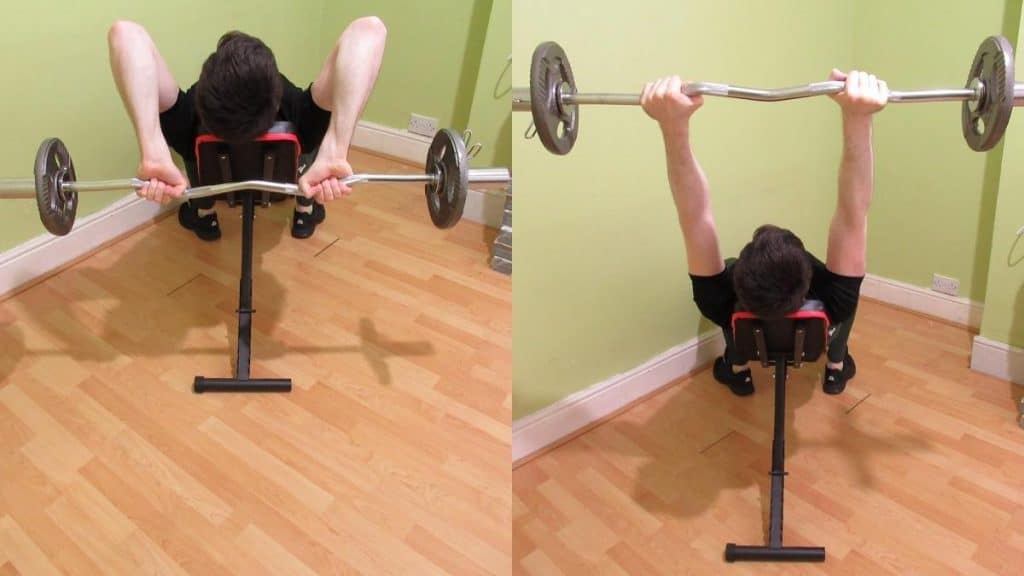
[512,330,725,466]
[970,335,1024,386]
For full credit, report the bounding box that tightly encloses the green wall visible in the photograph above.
[0,1,510,254]
[319,0,496,149]
[319,0,509,166]
[466,0,512,167]
[513,0,855,417]
[852,0,1012,301]
[981,2,1024,347]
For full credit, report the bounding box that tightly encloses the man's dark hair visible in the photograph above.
[195,31,282,142]
[732,224,812,319]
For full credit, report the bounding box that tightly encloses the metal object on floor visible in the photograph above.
[490,186,512,275]
[512,36,1021,154]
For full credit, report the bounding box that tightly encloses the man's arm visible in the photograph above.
[107,20,186,203]
[641,76,723,276]
[299,16,387,201]
[826,70,888,276]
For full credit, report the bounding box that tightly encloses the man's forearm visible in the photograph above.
[321,18,387,157]
[836,116,874,221]
[662,127,723,275]
[663,128,713,228]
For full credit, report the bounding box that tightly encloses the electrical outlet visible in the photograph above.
[408,113,438,137]
[932,273,960,297]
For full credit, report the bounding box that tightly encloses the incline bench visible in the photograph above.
[724,301,830,563]
[187,121,300,394]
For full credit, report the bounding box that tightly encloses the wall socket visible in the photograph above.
[408,113,438,137]
[931,273,960,297]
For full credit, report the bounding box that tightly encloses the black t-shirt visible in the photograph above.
[159,74,332,163]
[690,251,863,328]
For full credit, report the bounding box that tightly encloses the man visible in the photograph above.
[640,70,888,396]
[107,17,387,239]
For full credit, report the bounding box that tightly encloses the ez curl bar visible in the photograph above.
[0,128,512,235]
[513,36,1021,154]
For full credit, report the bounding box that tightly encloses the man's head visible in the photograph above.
[195,31,282,142]
[732,224,812,319]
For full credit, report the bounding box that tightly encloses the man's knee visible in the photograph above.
[108,20,144,44]
[345,16,387,39]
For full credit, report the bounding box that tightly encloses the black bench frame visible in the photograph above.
[724,306,830,562]
[189,122,299,393]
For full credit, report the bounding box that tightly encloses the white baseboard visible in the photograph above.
[970,336,1024,385]
[352,120,432,164]
[352,121,505,228]
[463,187,507,228]
[0,195,169,298]
[861,273,983,328]
[512,330,725,466]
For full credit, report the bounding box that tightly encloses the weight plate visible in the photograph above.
[530,41,579,155]
[34,138,78,236]
[425,128,467,228]
[963,35,1015,152]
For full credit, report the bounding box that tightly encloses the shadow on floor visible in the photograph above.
[559,355,930,544]
[1,201,434,388]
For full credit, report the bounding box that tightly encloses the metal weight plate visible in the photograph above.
[34,138,78,236]
[424,129,467,228]
[530,41,579,155]
[963,35,1015,152]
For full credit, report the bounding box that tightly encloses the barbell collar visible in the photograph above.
[512,87,531,111]
[465,167,512,190]
[467,167,512,184]
[0,179,36,199]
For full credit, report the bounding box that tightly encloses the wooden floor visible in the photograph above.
[513,299,1024,575]
[0,149,511,575]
